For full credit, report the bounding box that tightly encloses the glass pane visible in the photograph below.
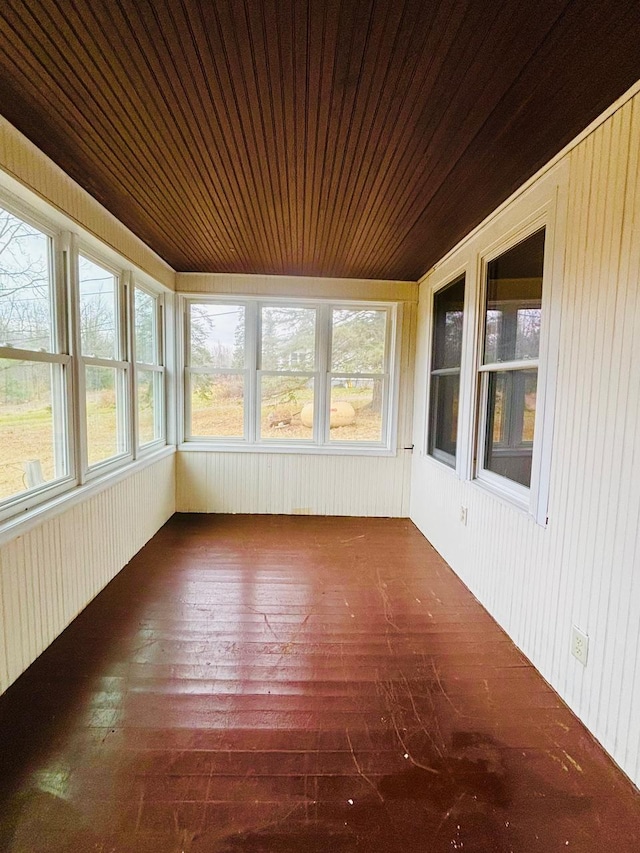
[0,359,66,500]
[261,306,316,370]
[331,309,386,374]
[190,373,244,437]
[137,368,161,445]
[483,229,545,364]
[260,375,314,440]
[428,373,459,464]
[85,365,124,466]
[79,256,118,359]
[484,369,537,487]
[329,378,383,443]
[135,288,156,365]
[432,277,465,369]
[0,208,53,351]
[190,304,244,368]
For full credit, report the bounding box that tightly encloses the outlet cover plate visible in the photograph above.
[571,625,589,666]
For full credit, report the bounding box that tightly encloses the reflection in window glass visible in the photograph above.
[135,289,155,364]
[190,304,244,368]
[331,309,386,373]
[79,257,117,359]
[429,373,459,460]
[329,378,382,443]
[0,360,66,500]
[485,369,537,487]
[190,374,245,438]
[429,276,465,465]
[261,306,316,371]
[484,229,544,365]
[260,375,314,440]
[85,365,123,466]
[0,208,53,352]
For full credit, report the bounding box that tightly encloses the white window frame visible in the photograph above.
[74,245,132,480]
[0,177,171,530]
[425,270,467,471]
[132,279,166,452]
[0,197,75,521]
[423,161,567,526]
[181,295,399,455]
[257,301,320,445]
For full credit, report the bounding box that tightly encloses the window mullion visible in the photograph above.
[68,233,87,483]
[125,271,138,458]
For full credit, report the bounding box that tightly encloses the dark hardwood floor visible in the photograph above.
[1,514,638,852]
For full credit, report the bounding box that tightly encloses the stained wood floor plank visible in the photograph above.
[0,514,638,851]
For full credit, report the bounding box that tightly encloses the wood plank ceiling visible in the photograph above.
[0,0,639,281]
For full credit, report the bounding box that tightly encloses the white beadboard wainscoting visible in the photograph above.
[176,274,417,518]
[0,453,175,695]
[411,88,640,786]
[177,450,412,517]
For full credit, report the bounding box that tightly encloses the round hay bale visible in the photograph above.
[300,402,314,428]
[329,401,355,428]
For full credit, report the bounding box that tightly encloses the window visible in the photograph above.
[0,188,169,524]
[260,305,317,441]
[0,205,71,511]
[428,276,465,466]
[134,286,165,447]
[187,302,246,439]
[78,255,129,468]
[184,298,396,450]
[329,308,388,443]
[477,229,545,493]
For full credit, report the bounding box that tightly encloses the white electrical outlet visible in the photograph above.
[460,506,468,526]
[571,625,589,666]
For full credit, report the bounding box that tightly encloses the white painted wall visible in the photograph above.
[410,87,640,786]
[0,122,177,696]
[0,452,175,694]
[176,273,417,517]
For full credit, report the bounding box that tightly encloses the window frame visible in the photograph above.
[474,212,557,519]
[181,295,399,455]
[426,273,466,470]
[0,197,76,521]
[422,161,567,526]
[257,301,320,445]
[75,245,132,480]
[0,182,170,528]
[132,279,166,452]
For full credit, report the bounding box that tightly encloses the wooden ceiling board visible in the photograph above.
[0,0,639,280]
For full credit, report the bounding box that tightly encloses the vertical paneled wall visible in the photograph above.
[0,453,175,694]
[176,274,417,517]
[410,91,640,785]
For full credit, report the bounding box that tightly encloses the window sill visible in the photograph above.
[0,445,176,547]
[471,475,548,526]
[179,441,399,458]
